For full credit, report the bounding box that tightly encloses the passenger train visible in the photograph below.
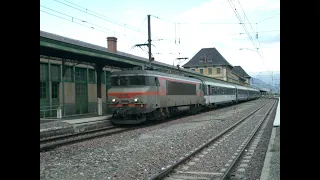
[107,70,261,124]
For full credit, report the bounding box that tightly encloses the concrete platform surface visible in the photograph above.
[40,115,113,139]
[260,126,280,180]
[273,97,280,126]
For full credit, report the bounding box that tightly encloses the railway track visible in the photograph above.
[148,99,277,180]
[40,99,262,152]
[39,111,206,152]
[40,126,130,152]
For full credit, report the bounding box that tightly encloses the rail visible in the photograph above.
[149,100,272,180]
[218,99,277,180]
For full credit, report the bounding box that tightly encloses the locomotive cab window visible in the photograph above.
[111,76,162,87]
[111,76,146,86]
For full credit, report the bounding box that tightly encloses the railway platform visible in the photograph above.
[40,114,113,139]
[260,97,280,180]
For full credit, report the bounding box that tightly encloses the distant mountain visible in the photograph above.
[248,71,280,77]
[250,72,279,83]
[247,71,280,93]
[250,76,280,94]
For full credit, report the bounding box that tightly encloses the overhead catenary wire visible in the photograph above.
[54,0,148,35]
[40,6,139,41]
[41,5,116,34]
[236,0,264,58]
[227,29,280,35]
[227,0,273,77]
[54,0,170,42]
[40,10,115,35]
[228,0,260,55]
[127,16,148,49]
[257,13,280,24]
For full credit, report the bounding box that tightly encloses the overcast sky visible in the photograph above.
[40,0,280,74]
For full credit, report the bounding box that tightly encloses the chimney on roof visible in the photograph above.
[107,37,117,53]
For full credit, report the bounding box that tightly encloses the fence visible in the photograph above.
[40,102,108,119]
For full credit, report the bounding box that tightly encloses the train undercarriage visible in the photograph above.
[111,104,203,125]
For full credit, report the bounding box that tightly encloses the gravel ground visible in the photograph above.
[228,99,278,180]
[164,100,275,180]
[40,99,271,180]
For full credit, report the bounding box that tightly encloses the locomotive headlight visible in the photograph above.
[134,98,138,102]
[112,99,116,102]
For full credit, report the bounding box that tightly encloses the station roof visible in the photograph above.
[231,66,251,78]
[40,31,145,68]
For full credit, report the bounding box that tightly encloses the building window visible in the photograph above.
[40,82,46,99]
[51,82,59,99]
[64,67,74,82]
[51,64,61,81]
[199,69,204,74]
[40,63,47,81]
[191,68,195,71]
[208,68,212,75]
[88,69,96,83]
[217,68,221,74]
[199,60,203,63]
[75,68,87,82]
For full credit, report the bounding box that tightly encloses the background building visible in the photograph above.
[182,48,251,87]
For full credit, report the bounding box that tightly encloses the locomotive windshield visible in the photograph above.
[111,76,157,86]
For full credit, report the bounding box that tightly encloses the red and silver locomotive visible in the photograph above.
[107,70,204,124]
[107,70,261,124]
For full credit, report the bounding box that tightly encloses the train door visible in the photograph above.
[235,88,238,101]
[207,85,211,104]
[155,77,160,107]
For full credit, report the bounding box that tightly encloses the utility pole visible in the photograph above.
[133,14,153,69]
[148,14,152,63]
